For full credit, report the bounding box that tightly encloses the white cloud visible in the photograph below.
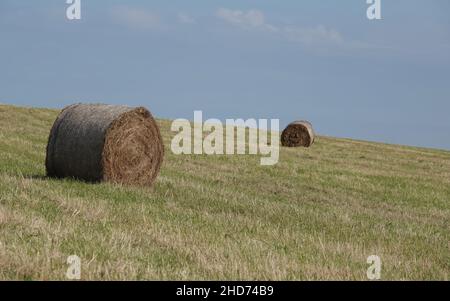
[216,8,277,32]
[110,6,161,30]
[283,25,344,46]
[178,12,195,24]
[216,8,344,47]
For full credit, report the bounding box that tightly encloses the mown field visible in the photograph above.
[0,104,449,280]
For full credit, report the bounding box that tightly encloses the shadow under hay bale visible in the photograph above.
[46,104,164,187]
[281,120,315,148]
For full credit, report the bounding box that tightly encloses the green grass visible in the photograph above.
[0,103,449,280]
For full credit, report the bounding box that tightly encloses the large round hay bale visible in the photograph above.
[281,120,315,147]
[46,103,164,186]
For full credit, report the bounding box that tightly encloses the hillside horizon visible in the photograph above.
[1,102,448,153]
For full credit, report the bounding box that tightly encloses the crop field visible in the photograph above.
[0,104,449,280]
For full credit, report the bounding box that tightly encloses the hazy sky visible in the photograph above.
[1,0,449,150]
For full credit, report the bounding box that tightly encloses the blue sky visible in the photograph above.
[1,0,449,150]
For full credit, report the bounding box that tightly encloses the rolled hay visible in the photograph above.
[46,104,164,186]
[281,120,315,147]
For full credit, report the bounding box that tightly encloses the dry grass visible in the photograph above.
[0,104,449,280]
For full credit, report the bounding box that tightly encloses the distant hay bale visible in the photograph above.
[46,104,164,187]
[281,120,315,147]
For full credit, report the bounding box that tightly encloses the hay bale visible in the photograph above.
[281,120,315,147]
[46,104,164,186]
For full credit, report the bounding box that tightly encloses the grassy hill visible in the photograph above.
[0,104,449,280]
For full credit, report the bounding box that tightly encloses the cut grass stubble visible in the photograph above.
[0,104,449,280]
